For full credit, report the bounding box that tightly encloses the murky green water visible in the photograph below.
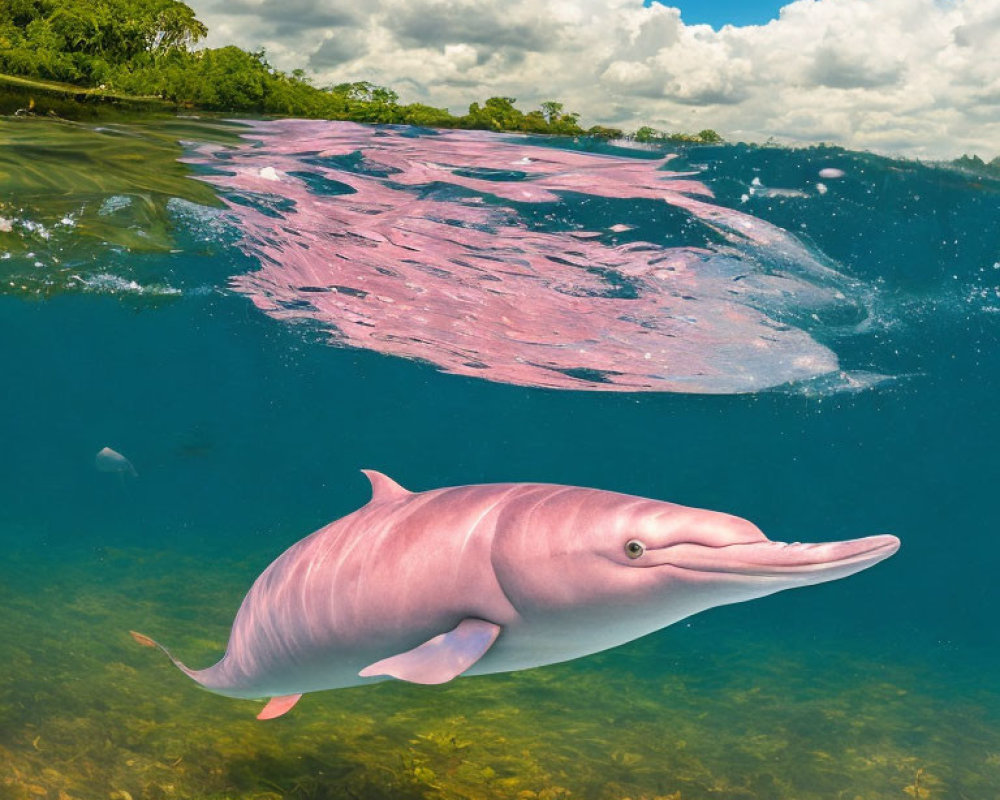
[1,115,998,800]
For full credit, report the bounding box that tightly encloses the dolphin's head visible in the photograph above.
[491,486,899,648]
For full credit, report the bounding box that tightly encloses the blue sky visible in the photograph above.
[650,0,785,28]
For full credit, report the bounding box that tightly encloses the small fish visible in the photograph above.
[819,167,845,179]
[748,177,810,199]
[95,446,138,478]
[757,186,811,199]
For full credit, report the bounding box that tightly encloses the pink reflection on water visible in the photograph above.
[195,119,854,393]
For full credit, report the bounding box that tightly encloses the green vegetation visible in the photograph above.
[0,0,206,86]
[952,153,1000,179]
[0,70,174,116]
[2,544,997,799]
[0,0,718,142]
[633,125,724,145]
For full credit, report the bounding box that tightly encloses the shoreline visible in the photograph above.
[0,72,177,118]
[2,72,998,175]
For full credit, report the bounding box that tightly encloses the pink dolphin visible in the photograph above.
[132,471,899,719]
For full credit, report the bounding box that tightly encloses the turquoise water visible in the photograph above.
[1,116,998,799]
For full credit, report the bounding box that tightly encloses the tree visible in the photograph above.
[521,109,549,133]
[549,110,582,136]
[0,0,607,138]
[633,126,660,143]
[540,100,562,123]
[587,125,623,140]
[188,45,266,109]
[484,96,523,129]
[0,0,207,84]
[401,103,453,128]
[462,96,524,131]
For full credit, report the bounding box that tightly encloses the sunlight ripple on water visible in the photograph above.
[190,119,878,394]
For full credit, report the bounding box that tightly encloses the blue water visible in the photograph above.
[1,116,998,799]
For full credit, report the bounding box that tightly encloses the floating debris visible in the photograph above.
[94,446,138,478]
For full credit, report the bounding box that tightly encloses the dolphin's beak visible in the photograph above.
[653,534,900,583]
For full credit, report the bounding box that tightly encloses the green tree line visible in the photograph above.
[952,154,1000,179]
[0,0,720,142]
[632,124,723,145]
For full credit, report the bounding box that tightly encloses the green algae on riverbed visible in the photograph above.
[2,548,997,800]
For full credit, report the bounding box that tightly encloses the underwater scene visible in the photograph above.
[1,114,998,800]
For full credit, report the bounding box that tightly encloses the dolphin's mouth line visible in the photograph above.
[644,538,900,577]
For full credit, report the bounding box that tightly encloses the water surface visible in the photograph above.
[1,115,998,800]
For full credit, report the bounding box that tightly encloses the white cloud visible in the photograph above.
[191,0,1000,158]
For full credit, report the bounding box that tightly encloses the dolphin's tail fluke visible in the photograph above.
[129,630,204,684]
[131,630,302,720]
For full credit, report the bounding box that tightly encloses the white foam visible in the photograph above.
[98,195,133,216]
[74,273,182,296]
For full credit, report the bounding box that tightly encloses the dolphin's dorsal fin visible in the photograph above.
[358,618,501,684]
[361,469,410,502]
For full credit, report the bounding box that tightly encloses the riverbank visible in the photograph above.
[0,72,176,119]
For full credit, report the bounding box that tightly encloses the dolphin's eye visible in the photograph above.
[625,539,645,559]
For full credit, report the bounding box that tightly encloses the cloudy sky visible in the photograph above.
[188,0,1000,159]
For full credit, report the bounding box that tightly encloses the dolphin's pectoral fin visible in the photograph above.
[359,618,501,684]
[257,693,303,720]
